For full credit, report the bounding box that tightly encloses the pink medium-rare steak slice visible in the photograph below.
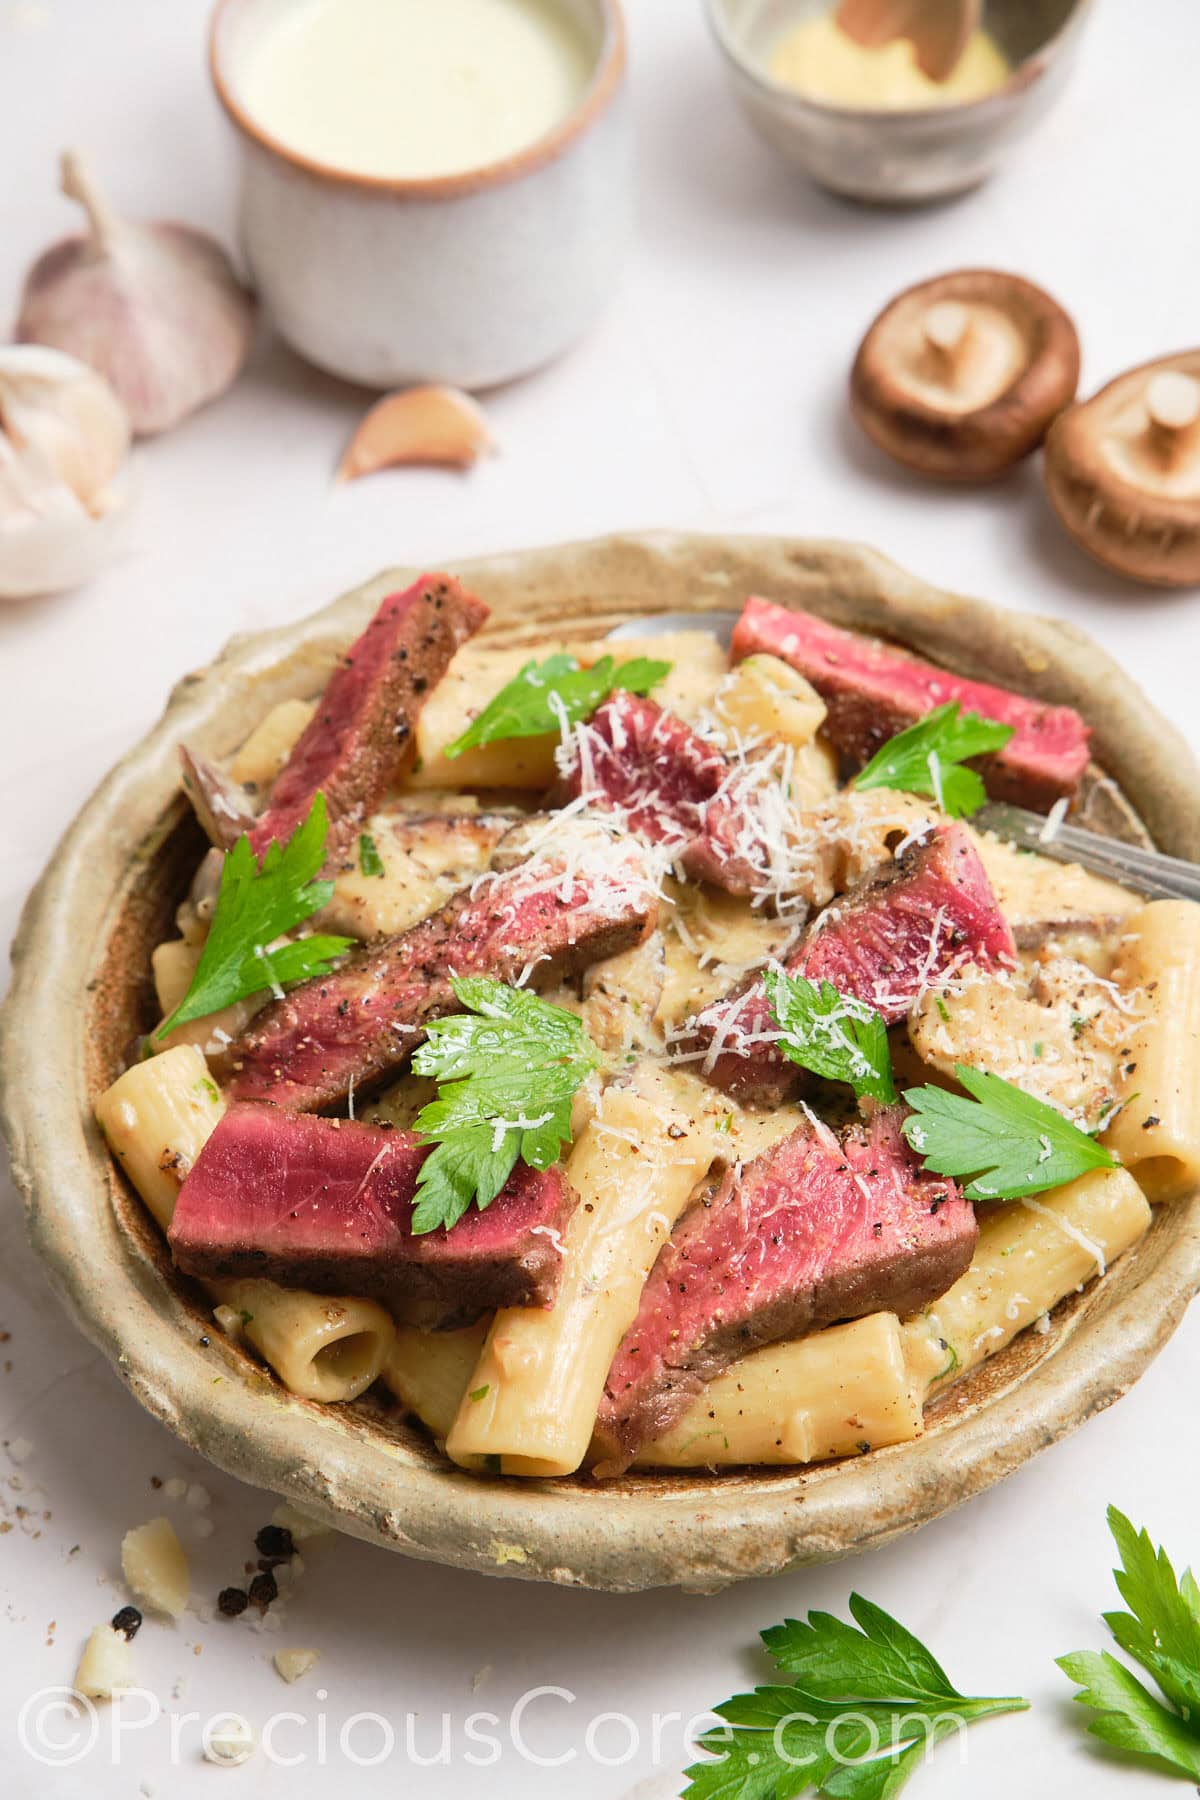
[558,690,781,897]
[168,1105,576,1316]
[594,1107,975,1468]
[228,824,659,1110]
[248,573,489,862]
[683,822,1015,1101]
[731,597,1090,810]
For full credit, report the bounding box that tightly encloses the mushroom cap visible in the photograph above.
[850,269,1081,481]
[1044,349,1200,588]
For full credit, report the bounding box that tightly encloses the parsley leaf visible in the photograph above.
[902,1065,1117,1200]
[358,831,385,878]
[408,977,600,1233]
[854,702,1015,819]
[443,652,670,757]
[1057,1507,1200,1780]
[765,969,895,1103]
[685,1593,1027,1800]
[155,794,353,1039]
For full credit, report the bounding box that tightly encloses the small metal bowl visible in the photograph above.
[704,0,1094,203]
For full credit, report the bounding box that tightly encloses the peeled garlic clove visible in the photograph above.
[337,385,494,483]
[0,343,135,600]
[17,150,256,437]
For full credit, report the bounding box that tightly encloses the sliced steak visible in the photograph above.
[228,820,658,1110]
[682,822,1015,1101]
[594,1107,975,1469]
[249,573,488,862]
[731,597,1090,810]
[558,690,795,899]
[168,1104,575,1318]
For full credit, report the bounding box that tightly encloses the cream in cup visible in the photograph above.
[211,0,630,388]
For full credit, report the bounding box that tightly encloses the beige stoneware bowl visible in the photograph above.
[3,532,1199,1592]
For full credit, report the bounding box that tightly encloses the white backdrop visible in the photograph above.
[1,1,1196,1794]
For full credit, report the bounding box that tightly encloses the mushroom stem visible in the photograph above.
[922,300,974,381]
[60,149,123,255]
[1145,370,1200,471]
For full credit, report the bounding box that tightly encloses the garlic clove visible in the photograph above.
[0,343,129,514]
[0,344,135,600]
[336,385,494,483]
[17,151,257,437]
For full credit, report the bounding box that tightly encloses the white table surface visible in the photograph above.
[1,1,1197,1794]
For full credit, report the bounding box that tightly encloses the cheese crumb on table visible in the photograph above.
[121,1518,190,1619]
[74,1624,133,1700]
[273,1648,319,1684]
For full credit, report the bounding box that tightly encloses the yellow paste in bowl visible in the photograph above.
[769,10,1010,110]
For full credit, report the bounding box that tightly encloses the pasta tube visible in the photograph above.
[94,1049,394,1403]
[94,1045,224,1231]
[213,1278,394,1405]
[1104,900,1200,1201]
[384,1322,489,1438]
[444,1067,724,1476]
[902,1168,1151,1392]
[634,1312,922,1469]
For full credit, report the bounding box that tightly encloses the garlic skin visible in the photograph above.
[17,151,256,437]
[0,343,135,600]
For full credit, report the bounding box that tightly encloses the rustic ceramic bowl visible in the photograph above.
[3,533,1199,1592]
[705,0,1095,204]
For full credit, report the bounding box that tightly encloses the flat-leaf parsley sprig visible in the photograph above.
[155,793,353,1039]
[1058,1506,1200,1781]
[409,977,600,1234]
[854,702,1015,819]
[765,969,895,1104]
[685,1592,1027,1800]
[444,652,671,757]
[902,1064,1117,1200]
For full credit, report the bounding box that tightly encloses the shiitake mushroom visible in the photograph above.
[851,269,1080,481]
[1043,350,1200,588]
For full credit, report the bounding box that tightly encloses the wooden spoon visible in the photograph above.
[835,0,982,81]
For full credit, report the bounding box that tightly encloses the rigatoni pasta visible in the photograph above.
[1104,900,1200,1201]
[635,1312,922,1468]
[902,1168,1152,1392]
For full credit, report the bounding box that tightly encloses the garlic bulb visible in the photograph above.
[17,151,256,437]
[0,344,135,600]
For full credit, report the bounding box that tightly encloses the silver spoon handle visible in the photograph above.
[976,803,1200,904]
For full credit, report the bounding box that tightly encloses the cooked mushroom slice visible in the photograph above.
[1043,350,1200,587]
[850,269,1080,480]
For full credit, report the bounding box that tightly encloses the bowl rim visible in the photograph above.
[3,529,1199,1593]
[209,0,627,199]
[702,0,1094,124]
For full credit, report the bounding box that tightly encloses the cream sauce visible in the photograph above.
[241,0,594,180]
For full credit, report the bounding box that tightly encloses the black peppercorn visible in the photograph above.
[254,1524,294,1561]
[249,1571,278,1611]
[111,1606,143,1640]
[218,1587,249,1618]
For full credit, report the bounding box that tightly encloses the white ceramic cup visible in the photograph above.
[210,0,631,389]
